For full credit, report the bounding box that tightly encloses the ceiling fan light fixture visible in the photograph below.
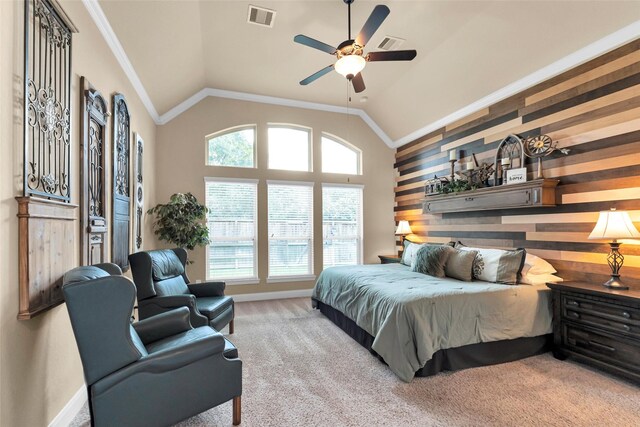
[335,54,366,79]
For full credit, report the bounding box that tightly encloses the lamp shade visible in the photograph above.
[335,55,366,78]
[395,220,412,236]
[588,209,640,240]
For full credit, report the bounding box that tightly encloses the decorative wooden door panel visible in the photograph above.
[112,94,131,270]
[80,77,108,266]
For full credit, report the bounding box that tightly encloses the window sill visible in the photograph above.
[207,277,260,286]
[266,274,316,284]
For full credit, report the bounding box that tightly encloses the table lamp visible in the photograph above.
[588,209,640,290]
[395,220,413,249]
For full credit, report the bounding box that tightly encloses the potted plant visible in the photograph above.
[147,193,210,262]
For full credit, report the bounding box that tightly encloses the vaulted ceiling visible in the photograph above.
[97,0,640,146]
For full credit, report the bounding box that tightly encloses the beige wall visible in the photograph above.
[156,97,396,295]
[0,1,157,425]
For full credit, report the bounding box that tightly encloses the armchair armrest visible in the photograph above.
[187,281,226,297]
[93,330,230,396]
[141,295,208,327]
[133,307,192,345]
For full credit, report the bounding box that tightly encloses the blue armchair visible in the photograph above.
[62,263,242,426]
[129,248,235,333]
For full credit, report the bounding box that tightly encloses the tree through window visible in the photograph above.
[207,125,256,168]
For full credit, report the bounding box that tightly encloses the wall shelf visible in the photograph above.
[422,179,559,214]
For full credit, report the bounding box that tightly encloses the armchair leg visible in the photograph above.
[229,318,235,335]
[233,396,241,425]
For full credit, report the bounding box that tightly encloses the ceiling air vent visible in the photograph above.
[377,36,405,51]
[247,5,276,28]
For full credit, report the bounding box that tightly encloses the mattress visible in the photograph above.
[312,263,552,382]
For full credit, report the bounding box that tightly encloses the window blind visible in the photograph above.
[268,182,314,277]
[205,179,257,280]
[323,185,363,267]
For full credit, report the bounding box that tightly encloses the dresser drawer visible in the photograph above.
[561,294,640,338]
[563,324,640,373]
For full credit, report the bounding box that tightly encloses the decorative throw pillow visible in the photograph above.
[444,249,477,281]
[411,245,455,278]
[455,242,526,285]
[401,241,424,266]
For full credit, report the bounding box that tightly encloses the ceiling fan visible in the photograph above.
[294,0,417,93]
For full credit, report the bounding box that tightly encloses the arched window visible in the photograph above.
[321,133,361,175]
[267,124,312,172]
[206,125,256,168]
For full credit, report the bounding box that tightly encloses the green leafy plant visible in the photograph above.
[147,193,210,258]
[441,179,476,194]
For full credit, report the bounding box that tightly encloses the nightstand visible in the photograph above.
[378,255,401,264]
[546,281,640,384]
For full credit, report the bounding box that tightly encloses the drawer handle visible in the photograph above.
[465,197,474,202]
[569,311,580,319]
[622,311,631,319]
[588,340,616,353]
[622,324,631,332]
[567,300,580,307]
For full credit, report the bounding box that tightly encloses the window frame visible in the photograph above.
[321,132,362,175]
[205,124,257,169]
[266,179,316,283]
[204,176,259,285]
[322,183,364,268]
[266,123,313,172]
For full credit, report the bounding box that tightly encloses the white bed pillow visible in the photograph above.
[401,241,424,266]
[455,242,526,285]
[522,253,557,276]
[520,273,563,285]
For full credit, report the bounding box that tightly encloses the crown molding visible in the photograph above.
[390,19,640,148]
[82,0,159,122]
[157,87,394,147]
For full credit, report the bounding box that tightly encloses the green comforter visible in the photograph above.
[312,263,552,382]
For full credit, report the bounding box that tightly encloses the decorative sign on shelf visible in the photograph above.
[506,167,527,185]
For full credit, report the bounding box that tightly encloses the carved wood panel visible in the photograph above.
[133,132,144,251]
[112,94,131,270]
[80,77,108,266]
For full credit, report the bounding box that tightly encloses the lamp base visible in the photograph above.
[602,275,629,290]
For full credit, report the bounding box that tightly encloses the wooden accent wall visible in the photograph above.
[394,40,640,286]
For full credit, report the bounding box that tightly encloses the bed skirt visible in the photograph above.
[313,298,552,377]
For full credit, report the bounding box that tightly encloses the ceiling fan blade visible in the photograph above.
[355,5,390,47]
[300,65,334,85]
[367,50,417,62]
[294,34,337,55]
[352,72,365,93]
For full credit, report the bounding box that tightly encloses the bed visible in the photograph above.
[311,263,553,382]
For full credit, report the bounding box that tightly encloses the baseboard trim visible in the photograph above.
[231,288,313,302]
[49,385,87,427]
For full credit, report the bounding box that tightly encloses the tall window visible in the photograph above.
[268,125,311,171]
[322,185,363,268]
[205,178,258,282]
[268,181,314,279]
[207,125,256,168]
[321,134,361,175]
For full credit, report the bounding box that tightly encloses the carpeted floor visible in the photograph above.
[71,297,640,426]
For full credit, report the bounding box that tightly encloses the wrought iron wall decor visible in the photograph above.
[133,133,145,251]
[23,0,73,202]
[112,94,131,270]
[18,0,78,319]
[523,134,570,179]
[80,77,109,266]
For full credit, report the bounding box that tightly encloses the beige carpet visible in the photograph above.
[71,297,640,426]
